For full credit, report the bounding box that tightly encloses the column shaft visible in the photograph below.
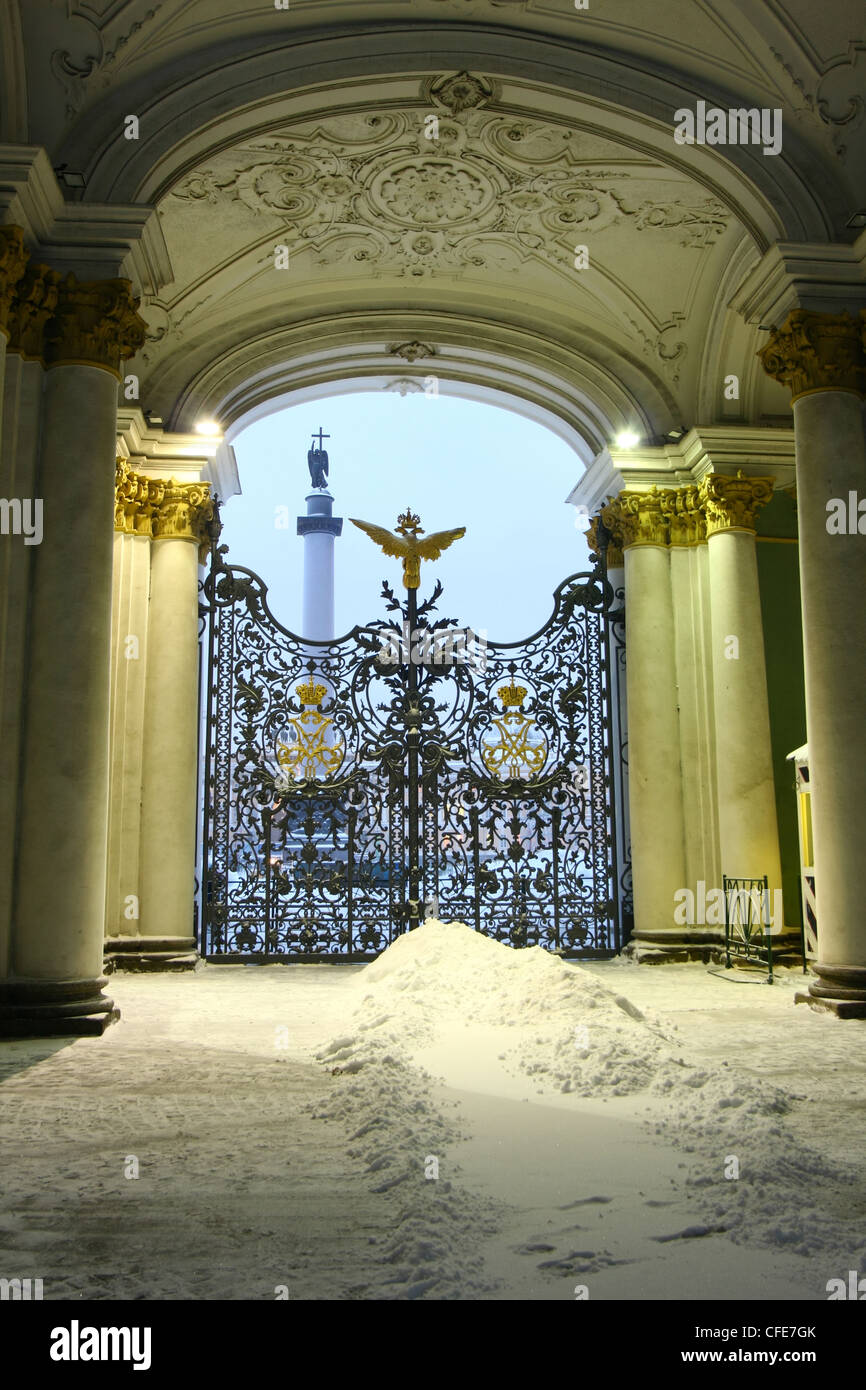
[0,355,42,976]
[794,390,866,990]
[135,537,201,960]
[6,364,118,1031]
[105,530,151,944]
[623,544,687,948]
[707,529,783,902]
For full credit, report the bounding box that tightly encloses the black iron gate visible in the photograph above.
[199,539,628,960]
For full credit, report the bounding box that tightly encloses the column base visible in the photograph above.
[625,928,805,966]
[802,963,866,1019]
[0,978,119,1037]
[104,935,199,972]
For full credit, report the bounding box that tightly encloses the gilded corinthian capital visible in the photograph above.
[585,513,624,568]
[115,459,161,537]
[46,275,147,376]
[7,263,62,360]
[603,487,674,548]
[664,485,706,547]
[758,310,866,402]
[0,226,30,336]
[152,481,216,560]
[699,471,774,536]
[115,464,215,559]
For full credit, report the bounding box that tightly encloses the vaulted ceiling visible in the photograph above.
[3,1,864,448]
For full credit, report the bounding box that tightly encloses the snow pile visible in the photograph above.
[316,920,866,1273]
[652,1065,866,1262]
[308,1041,502,1299]
[322,918,681,1097]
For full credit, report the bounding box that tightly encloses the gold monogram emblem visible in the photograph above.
[481,684,547,780]
[276,683,344,781]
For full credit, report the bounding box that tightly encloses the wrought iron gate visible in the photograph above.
[200,540,628,960]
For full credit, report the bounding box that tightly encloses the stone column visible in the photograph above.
[602,490,687,958]
[0,262,60,977]
[700,472,784,919]
[297,488,343,640]
[587,516,630,942]
[0,227,30,448]
[104,461,157,956]
[109,477,214,969]
[0,275,146,1036]
[665,487,721,907]
[760,311,866,1015]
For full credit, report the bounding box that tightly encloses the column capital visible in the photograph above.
[46,274,147,377]
[699,471,774,536]
[0,224,30,337]
[585,513,624,568]
[758,309,866,403]
[603,488,675,549]
[115,462,216,560]
[115,459,160,538]
[153,480,216,560]
[7,261,62,360]
[664,485,706,547]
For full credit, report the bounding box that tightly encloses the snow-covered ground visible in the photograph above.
[1,920,863,1300]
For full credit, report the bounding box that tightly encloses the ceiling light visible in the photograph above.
[615,431,640,449]
[195,420,221,436]
[846,210,866,229]
[54,165,87,190]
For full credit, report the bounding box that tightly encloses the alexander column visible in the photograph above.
[297,429,343,640]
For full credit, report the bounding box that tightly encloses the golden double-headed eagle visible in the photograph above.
[350,509,465,589]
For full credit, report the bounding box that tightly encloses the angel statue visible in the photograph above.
[307,428,330,489]
[350,509,466,589]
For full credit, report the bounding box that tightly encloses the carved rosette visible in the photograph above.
[7,263,63,360]
[665,485,706,547]
[0,226,30,338]
[46,275,147,376]
[699,471,774,536]
[759,310,866,402]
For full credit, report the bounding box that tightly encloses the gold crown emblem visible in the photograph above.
[498,683,527,708]
[296,681,327,706]
[396,508,422,535]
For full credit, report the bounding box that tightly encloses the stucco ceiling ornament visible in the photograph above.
[384,377,425,396]
[50,3,166,116]
[428,71,495,114]
[164,92,732,285]
[389,341,436,362]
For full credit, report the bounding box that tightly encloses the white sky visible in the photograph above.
[223,392,592,642]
